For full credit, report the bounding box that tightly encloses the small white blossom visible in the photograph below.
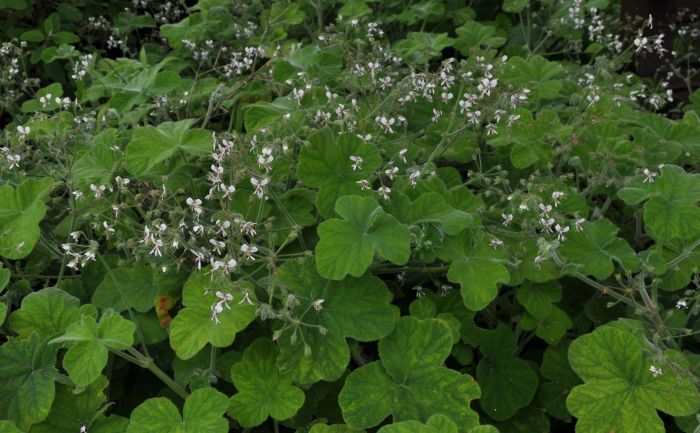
[649,365,662,377]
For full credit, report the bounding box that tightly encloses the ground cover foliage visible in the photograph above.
[0,0,700,432]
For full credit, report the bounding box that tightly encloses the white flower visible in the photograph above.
[6,154,20,169]
[643,168,657,183]
[649,365,662,377]
[555,224,570,242]
[384,166,399,180]
[502,213,513,226]
[186,197,203,215]
[350,155,363,171]
[574,218,585,232]
[241,243,258,260]
[250,177,268,199]
[539,203,552,217]
[490,238,503,249]
[150,239,163,257]
[357,179,370,190]
[312,299,324,312]
[676,299,687,309]
[551,191,565,207]
[409,170,420,188]
[377,186,391,200]
[209,239,225,254]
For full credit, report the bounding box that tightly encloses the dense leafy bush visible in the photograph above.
[0,0,699,432]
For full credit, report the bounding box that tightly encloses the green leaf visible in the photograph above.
[229,339,305,427]
[559,218,639,279]
[315,195,411,280]
[169,269,256,360]
[339,317,480,431]
[9,288,96,339]
[309,425,365,433]
[377,414,458,433]
[438,230,510,311]
[30,375,127,433]
[243,98,295,132]
[393,32,454,64]
[515,282,561,319]
[0,333,59,430]
[503,0,529,13]
[125,119,211,177]
[50,314,135,386]
[0,303,6,327]
[538,343,580,420]
[0,178,54,259]
[126,387,229,433]
[0,268,9,293]
[567,325,700,433]
[92,265,183,313]
[501,57,564,101]
[0,421,22,433]
[476,326,538,421]
[521,307,572,344]
[298,129,381,217]
[20,30,45,42]
[386,192,473,236]
[618,165,700,241]
[454,21,506,55]
[276,257,398,383]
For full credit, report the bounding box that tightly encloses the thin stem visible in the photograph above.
[127,347,190,400]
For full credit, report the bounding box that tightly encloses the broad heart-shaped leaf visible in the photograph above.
[125,119,211,177]
[30,375,129,433]
[339,317,480,431]
[309,425,365,433]
[276,257,399,384]
[315,195,411,280]
[169,269,256,360]
[0,333,59,430]
[437,229,510,311]
[0,421,22,433]
[126,387,229,433]
[0,178,53,259]
[516,282,561,319]
[377,414,458,433]
[50,314,135,386]
[9,287,97,339]
[520,306,572,345]
[229,339,305,427]
[476,326,538,421]
[385,192,473,236]
[558,218,639,279]
[538,342,581,421]
[454,21,506,55]
[297,129,381,217]
[618,164,700,241]
[567,325,700,433]
[92,265,184,313]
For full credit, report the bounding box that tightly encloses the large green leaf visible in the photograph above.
[0,178,53,259]
[476,326,538,421]
[558,219,639,279]
[229,338,304,427]
[30,375,128,433]
[377,414,458,433]
[50,314,135,386]
[297,129,381,217]
[276,257,398,383]
[0,333,60,430]
[339,317,480,431]
[437,230,510,311]
[125,119,211,177]
[538,343,580,420]
[126,387,228,433]
[618,165,700,241]
[92,265,183,313]
[385,192,473,236]
[567,325,700,433]
[9,288,97,339]
[169,269,256,360]
[315,195,411,280]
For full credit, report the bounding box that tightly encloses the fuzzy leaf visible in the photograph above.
[0,333,59,430]
[9,288,96,339]
[50,315,135,386]
[559,219,639,279]
[229,339,304,427]
[126,387,228,433]
[618,165,700,241]
[315,195,411,280]
[386,192,473,236]
[92,265,184,313]
[169,269,256,360]
[339,317,480,431]
[438,230,510,311]
[377,414,458,433]
[298,129,381,217]
[276,257,398,383]
[125,119,211,177]
[567,325,700,433]
[0,178,53,259]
